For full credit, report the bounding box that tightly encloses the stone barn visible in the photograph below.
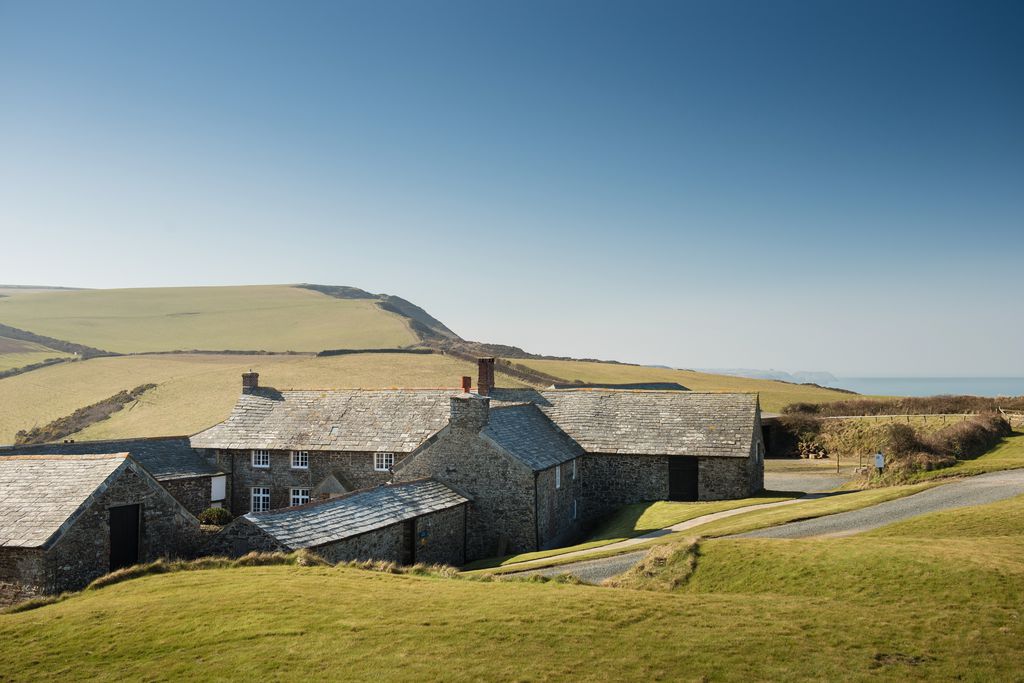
[207,479,468,566]
[0,453,201,605]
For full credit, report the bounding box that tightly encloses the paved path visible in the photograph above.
[498,494,832,580]
[736,469,1024,539]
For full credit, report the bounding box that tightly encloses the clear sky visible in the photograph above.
[1,1,1021,376]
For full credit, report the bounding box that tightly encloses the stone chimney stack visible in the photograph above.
[242,371,260,393]
[449,392,490,432]
[477,357,495,397]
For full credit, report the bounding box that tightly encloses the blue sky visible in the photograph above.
[1,1,1021,376]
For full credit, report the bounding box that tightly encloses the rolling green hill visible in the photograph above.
[2,494,1021,681]
[0,285,419,353]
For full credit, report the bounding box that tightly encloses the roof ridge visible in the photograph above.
[0,452,129,462]
[248,477,443,516]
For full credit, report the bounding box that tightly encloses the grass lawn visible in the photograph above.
[465,492,799,570]
[3,497,1022,680]
[515,358,866,412]
[0,336,72,372]
[0,285,417,353]
[0,353,524,444]
[905,430,1024,482]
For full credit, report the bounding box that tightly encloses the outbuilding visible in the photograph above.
[0,453,201,605]
[207,478,469,566]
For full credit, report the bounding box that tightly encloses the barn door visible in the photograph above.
[400,519,416,566]
[668,457,699,501]
[109,504,141,571]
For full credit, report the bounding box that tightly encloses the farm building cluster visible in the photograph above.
[0,358,765,603]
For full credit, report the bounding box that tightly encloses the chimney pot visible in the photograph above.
[461,376,472,392]
[242,371,260,392]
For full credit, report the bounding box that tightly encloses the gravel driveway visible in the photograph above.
[736,469,1024,539]
[514,551,648,584]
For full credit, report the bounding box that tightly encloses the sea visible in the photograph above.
[830,377,1024,398]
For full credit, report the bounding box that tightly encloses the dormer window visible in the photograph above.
[374,452,395,472]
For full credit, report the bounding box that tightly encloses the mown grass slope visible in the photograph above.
[0,353,521,444]
[516,358,863,412]
[0,285,417,353]
[3,497,1022,680]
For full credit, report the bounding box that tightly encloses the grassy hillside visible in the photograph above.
[0,336,71,372]
[3,496,1022,680]
[0,353,521,444]
[0,285,417,353]
[516,358,862,412]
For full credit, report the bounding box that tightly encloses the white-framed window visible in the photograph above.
[291,450,309,469]
[374,452,395,472]
[555,465,561,489]
[290,488,310,507]
[572,458,577,480]
[250,487,271,513]
[251,449,271,469]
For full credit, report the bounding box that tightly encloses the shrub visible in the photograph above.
[923,413,1011,460]
[885,424,926,456]
[781,395,1024,418]
[198,507,233,526]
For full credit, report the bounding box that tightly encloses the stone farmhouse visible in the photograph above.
[192,359,765,561]
[208,478,469,566]
[0,454,200,605]
[1,437,226,517]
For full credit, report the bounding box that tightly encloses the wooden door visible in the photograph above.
[400,519,416,566]
[668,457,699,501]
[109,504,141,571]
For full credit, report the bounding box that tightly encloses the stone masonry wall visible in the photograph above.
[395,428,536,561]
[160,476,212,518]
[698,457,754,500]
[39,463,201,595]
[535,460,585,550]
[407,504,466,566]
[0,547,45,607]
[223,449,405,514]
[203,519,285,558]
[582,454,670,518]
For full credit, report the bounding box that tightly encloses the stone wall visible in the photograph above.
[395,427,536,561]
[0,547,45,607]
[203,519,284,557]
[698,457,753,500]
[407,504,466,566]
[536,460,585,549]
[160,476,212,518]
[582,454,670,518]
[220,449,407,513]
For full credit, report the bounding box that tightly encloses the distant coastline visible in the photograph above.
[831,377,1024,398]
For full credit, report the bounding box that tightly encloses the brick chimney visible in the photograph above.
[450,392,490,432]
[477,357,495,397]
[461,376,472,392]
[242,371,259,393]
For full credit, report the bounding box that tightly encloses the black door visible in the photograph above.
[400,519,416,566]
[668,457,699,501]
[109,504,141,571]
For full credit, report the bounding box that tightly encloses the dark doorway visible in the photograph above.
[400,519,416,566]
[109,504,141,571]
[668,457,699,501]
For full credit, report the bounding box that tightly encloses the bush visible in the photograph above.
[923,413,1011,460]
[198,507,233,526]
[885,423,926,456]
[781,395,1024,417]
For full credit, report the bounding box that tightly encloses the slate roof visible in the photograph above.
[244,479,469,550]
[0,454,128,548]
[0,437,221,481]
[483,404,582,471]
[532,390,760,457]
[190,389,454,453]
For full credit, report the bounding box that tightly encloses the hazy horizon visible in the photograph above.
[2,1,1021,376]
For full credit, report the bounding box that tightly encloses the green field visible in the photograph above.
[2,493,1021,680]
[0,336,72,372]
[0,285,417,353]
[516,358,864,412]
[0,353,521,444]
